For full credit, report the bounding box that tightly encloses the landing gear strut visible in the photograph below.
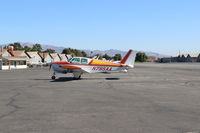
[73,75,81,80]
[73,72,82,80]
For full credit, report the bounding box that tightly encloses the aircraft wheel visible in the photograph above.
[74,75,81,80]
[51,75,56,80]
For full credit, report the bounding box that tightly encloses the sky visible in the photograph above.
[0,0,200,55]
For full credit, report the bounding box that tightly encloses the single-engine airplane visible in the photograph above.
[50,49,136,80]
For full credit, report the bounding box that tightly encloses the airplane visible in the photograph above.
[50,49,136,80]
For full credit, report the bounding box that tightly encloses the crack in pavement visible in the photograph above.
[0,92,22,120]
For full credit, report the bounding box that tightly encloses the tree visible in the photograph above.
[136,52,147,62]
[43,49,56,53]
[94,54,103,60]
[62,48,72,55]
[103,54,112,60]
[62,48,87,57]
[81,51,87,57]
[9,42,22,50]
[22,46,32,52]
[113,54,122,61]
[31,44,42,52]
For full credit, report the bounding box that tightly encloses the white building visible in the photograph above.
[39,53,52,64]
[58,54,68,61]
[0,57,28,70]
[11,50,28,57]
[0,49,12,57]
[66,54,72,59]
[0,49,28,70]
[50,53,60,62]
[26,52,42,65]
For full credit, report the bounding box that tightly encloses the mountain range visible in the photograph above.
[1,42,168,58]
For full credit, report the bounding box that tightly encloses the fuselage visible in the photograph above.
[52,57,129,74]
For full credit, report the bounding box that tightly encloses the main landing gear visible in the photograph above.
[50,72,82,80]
[73,71,82,80]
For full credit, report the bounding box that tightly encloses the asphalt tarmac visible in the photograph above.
[0,63,200,133]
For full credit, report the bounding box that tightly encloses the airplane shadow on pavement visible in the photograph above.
[50,77,120,82]
[33,77,120,82]
[50,77,75,82]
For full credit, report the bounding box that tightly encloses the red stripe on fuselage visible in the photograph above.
[52,61,69,64]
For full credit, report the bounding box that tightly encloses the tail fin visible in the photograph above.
[121,49,136,68]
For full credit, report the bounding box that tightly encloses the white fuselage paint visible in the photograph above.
[52,63,128,74]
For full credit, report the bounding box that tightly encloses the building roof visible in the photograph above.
[0,49,8,54]
[181,54,200,58]
[26,52,39,58]
[181,54,188,58]
[50,53,59,59]
[39,53,50,58]
[66,54,72,59]
[11,50,25,56]
[189,54,200,58]
[58,54,67,59]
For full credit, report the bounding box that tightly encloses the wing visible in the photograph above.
[59,65,90,73]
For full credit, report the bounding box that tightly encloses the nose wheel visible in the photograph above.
[51,72,56,80]
[51,75,56,80]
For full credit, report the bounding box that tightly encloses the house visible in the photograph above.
[160,57,171,63]
[66,54,72,59]
[11,50,28,58]
[147,56,158,62]
[26,52,42,65]
[189,54,199,62]
[50,53,60,62]
[58,54,68,61]
[0,48,28,70]
[39,52,52,64]
[0,56,28,70]
[177,54,187,62]
[197,54,200,62]
[0,49,12,57]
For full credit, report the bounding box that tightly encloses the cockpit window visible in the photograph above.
[70,58,81,63]
[81,58,88,64]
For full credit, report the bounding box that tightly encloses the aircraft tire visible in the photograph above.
[74,75,81,80]
[51,76,56,80]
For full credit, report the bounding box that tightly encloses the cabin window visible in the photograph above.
[71,58,80,63]
[19,61,26,65]
[81,58,88,64]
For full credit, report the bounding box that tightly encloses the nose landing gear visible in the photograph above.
[51,72,56,80]
[51,75,56,80]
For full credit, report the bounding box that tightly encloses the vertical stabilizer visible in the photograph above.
[121,49,136,68]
